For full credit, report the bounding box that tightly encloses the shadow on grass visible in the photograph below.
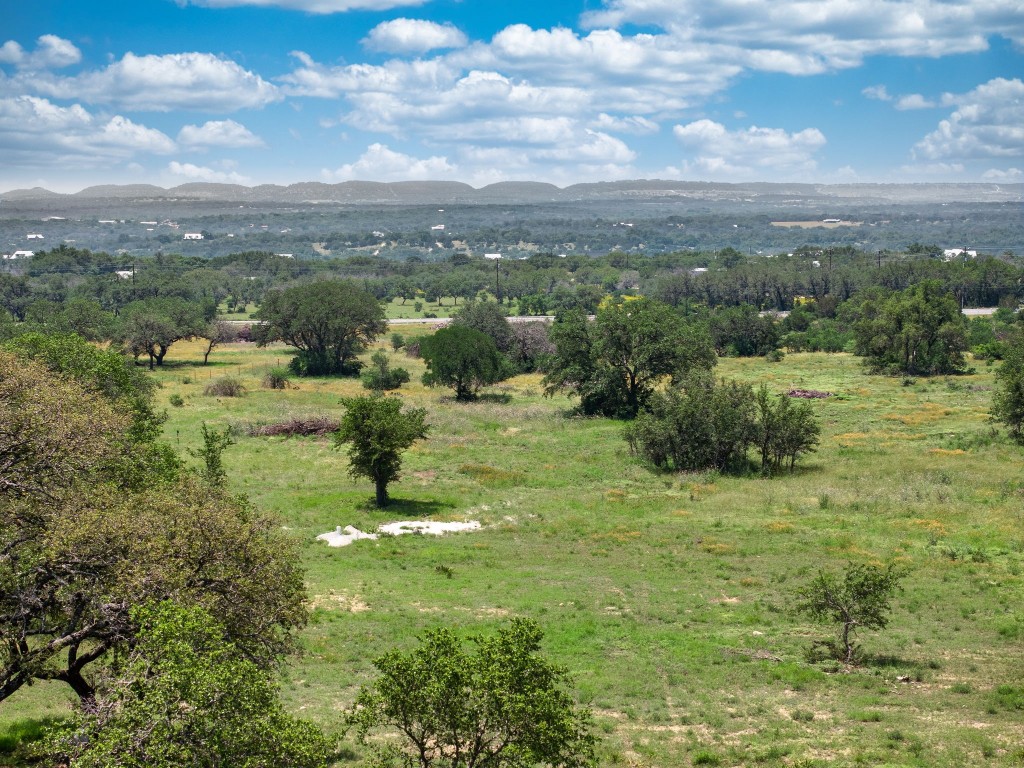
[0,716,65,756]
[355,497,457,517]
[476,392,513,404]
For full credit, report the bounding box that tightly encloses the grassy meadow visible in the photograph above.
[2,333,1023,767]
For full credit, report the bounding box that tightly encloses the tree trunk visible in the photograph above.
[375,477,388,508]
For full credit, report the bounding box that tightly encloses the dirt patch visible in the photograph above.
[317,520,482,547]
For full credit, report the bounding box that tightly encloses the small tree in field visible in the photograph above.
[334,395,428,507]
[420,325,508,400]
[348,618,596,768]
[361,350,411,392]
[992,328,1024,443]
[796,563,905,664]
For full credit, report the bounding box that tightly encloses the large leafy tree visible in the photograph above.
[851,280,968,375]
[544,298,716,418]
[992,328,1024,443]
[420,325,509,401]
[349,619,596,768]
[45,602,331,768]
[253,280,387,376]
[335,395,428,507]
[0,351,306,703]
[116,296,212,369]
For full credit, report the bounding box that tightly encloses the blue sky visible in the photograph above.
[1,0,1021,192]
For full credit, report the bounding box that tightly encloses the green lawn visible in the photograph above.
[3,340,1022,767]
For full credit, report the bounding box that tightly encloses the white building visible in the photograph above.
[26,233,44,239]
[183,233,204,240]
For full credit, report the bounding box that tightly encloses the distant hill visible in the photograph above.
[2,180,1021,206]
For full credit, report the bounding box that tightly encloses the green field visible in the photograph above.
[3,336,1023,767]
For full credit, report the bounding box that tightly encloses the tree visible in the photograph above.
[202,319,238,365]
[253,280,387,376]
[544,299,716,418]
[754,386,821,473]
[116,296,211,369]
[451,300,515,355]
[851,281,968,375]
[420,325,509,401]
[796,563,905,664]
[45,601,331,768]
[334,395,428,507]
[361,349,411,392]
[0,351,306,703]
[348,619,596,768]
[188,423,235,487]
[992,328,1024,443]
[708,304,780,357]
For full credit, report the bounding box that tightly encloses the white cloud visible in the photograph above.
[0,35,81,69]
[167,160,249,183]
[26,52,280,112]
[862,85,891,101]
[895,93,936,110]
[178,119,265,148]
[363,19,468,54]
[981,167,1022,180]
[913,78,1024,161]
[590,113,659,134]
[0,96,175,169]
[179,0,427,12]
[581,0,1024,69]
[322,143,454,181]
[672,119,826,178]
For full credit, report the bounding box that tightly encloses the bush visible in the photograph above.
[360,350,411,392]
[390,332,405,352]
[169,394,184,407]
[204,376,246,397]
[244,416,340,437]
[263,367,292,389]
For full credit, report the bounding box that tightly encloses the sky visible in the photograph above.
[1,0,1022,193]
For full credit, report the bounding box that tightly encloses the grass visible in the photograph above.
[2,340,1023,766]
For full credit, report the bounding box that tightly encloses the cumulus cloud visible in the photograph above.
[0,35,81,69]
[24,52,279,112]
[672,119,826,178]
[590,113,659,134]
[178,0,427,12]
[322,143,454,181]
[895,94,936,110]
[0,96,175,169]
[862,85,891,101]
[581,0,1024,69]
[913,78,1024,161]
[363,19,468,54]
[178,119,265,148]
[167,160,249,183]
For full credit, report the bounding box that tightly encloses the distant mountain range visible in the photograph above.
[2,179,1022,205]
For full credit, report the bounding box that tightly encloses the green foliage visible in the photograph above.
[992,329,1024,443]
[187,423,235,487]
[348,618,596,768]
[544,299,716,418]
[852,281,969,375]
[625,378,819,474]
[361,350,411,392]
[708,304,780,357]
[253,280,387,376]
[116,296,211,369]
[44,601,331,768]
[334,395,428,507]
[205,375,247,397]
[390,332,405,351]
[796,563,905,664]
[263,366,293,389]
[451,300,515,354]
[420,324,509,400]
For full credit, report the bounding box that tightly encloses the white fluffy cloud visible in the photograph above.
[167,160,249,183]
[914,78,1024,161]
[590,113,659,135]
[24,52,280,112]
[0,35,81,69]
[673,119,826,178]
[582,0,1024,69]
[322,143,454,181]
[363,19,467,54]
[179,0,427,12]
[0,96,175,169]
[178,119,265,148]
[981,167,1022,180]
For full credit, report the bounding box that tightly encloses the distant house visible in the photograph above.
[431,224,445,231]
[9,251,34,259]
[183,233,204,240]
[115,270,134,280]
[484,253,502,260]
[943,248,977,261]
[26,233,44,239]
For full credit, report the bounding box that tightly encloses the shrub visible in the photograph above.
[169,394,184,407]
[244,416,340,437]
[262,367,292,390]
[390,332,405,352]
[204,376,246,397]
[360,350,411,392]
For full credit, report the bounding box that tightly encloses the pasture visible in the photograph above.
[3,335,1022,767]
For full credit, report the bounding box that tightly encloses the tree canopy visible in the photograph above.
[420,324,509,400]
[992,327,1024,443]
[544,298,716,418]
[253,280,387,376]
[335,395,428,507]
